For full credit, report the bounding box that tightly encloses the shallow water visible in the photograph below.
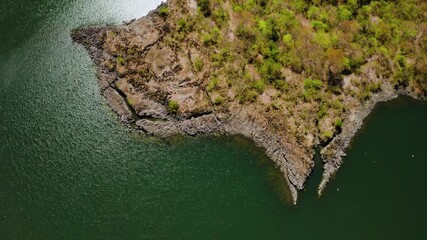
[1,1,427,239]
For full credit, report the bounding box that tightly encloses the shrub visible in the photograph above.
[168,100,179,113]
[307,6,320,20]
[271,102,281,110]
[258,20,270,37]
[283,33,293,47]
[313,31,332,49]
[253,79,265,93]
[239,89,258,103]
[233,4,243,13]
[213,9,229,26]
[177,18,187,32]
[303,78,323,100]
[201,33,214,46]
[273,79,288,91]
[291,0,307,13]
[323,130,333,139]
[337,6,352,21]
[236,25,256,41]
[326,48,347,74]
[334,119,343,129]
[201,27,221,46]
[395,54,406,68]
[259,59,282,82]
[213,96,224,105]
[117,56,125,66]
[317,104,328,118]
[193,57,204,72]
[206,77,219,91]
[159,7,169,17]
[311,20,329,31]
[246,90,258,102]
[304,78,323,90]
[279,9,297,30]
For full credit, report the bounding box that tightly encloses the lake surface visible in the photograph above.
[1,1,427,239]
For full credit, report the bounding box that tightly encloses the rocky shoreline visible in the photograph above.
[71,12,312,204]
[318,84,424,196]
[71,1,425,205]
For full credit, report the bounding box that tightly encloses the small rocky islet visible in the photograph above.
[72,0,426,204]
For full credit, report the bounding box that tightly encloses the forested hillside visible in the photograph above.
[165,0,426,143]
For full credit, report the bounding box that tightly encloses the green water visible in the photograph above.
[1,1,427,239]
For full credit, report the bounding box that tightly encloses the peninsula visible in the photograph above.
[72,0,426,204]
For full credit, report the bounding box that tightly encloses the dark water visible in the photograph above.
[1,1,427,239]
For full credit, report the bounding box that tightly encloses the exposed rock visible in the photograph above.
[103,87,133,123]
[136,119,181,137]
[179,114,220,136]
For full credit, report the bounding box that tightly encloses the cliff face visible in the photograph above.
[72,0,426,204]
